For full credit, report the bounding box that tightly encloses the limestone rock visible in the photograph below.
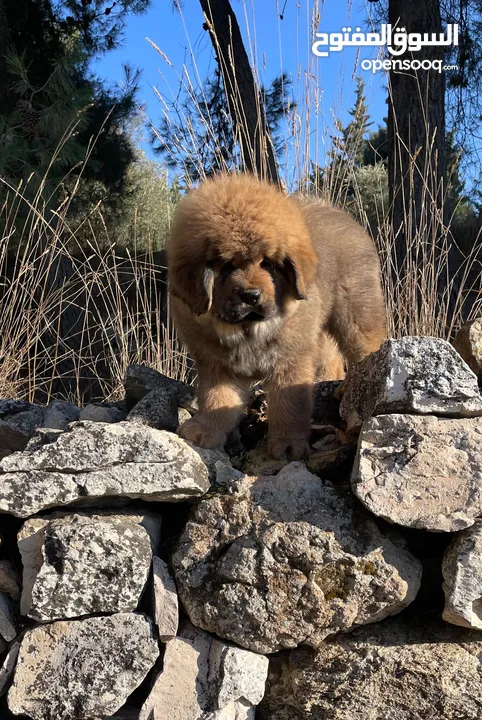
[442,519,482,629]
[259,618,482,720]
[352,414,482,531]
[124,364,195,410]
[178,407,192,425]
[139,622,268,720]
[152,556,178,641]
[0,421,210,517]
[8,613,159,720]
[43,400,80,430]
[0,561,20,601]
[172,462,421,654]
[79,404,126,423]
[127,386,179,432]
[0,595,15,642]
[19,512,159,621]
[453,318,482,379]
[188,446,231,483]
[340,336,482,431]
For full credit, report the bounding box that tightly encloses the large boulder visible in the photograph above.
[340,337,482,431]
[8,613,159,720]
[259,619,482,720]
[352,414,482,531]
[172,462,421,654]
[140,622,268,720]
[442,519,482,629]
[19,512,159,621]
[0,421,210,517]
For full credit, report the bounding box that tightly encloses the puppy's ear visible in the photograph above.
[283,253,316,300]
[170,258,214,315]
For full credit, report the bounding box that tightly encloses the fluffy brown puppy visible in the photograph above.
[167,173,386,459]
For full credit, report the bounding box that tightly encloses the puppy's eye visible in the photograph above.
[221,261,235,275]
[260,259,275,273]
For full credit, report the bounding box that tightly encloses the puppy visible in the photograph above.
[167,173,386,459]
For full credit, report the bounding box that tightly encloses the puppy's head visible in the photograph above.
[167,174,318,325]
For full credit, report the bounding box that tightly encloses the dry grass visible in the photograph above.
[0,1,480,402]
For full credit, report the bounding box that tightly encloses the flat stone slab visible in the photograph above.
[173,462,421,654]
[8,613,159,720]
[443,518,482,629]
[152,556,179,641]
[352,414,482,531]
[0,421,210,517]
[340,336,482,431]
[259,618,482,719]
[453,318,482,378]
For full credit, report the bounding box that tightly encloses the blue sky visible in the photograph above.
[93,1,388,177]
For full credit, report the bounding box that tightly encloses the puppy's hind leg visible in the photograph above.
[316,331,345,381]
[329,288,387,368]
[178,366,249,450]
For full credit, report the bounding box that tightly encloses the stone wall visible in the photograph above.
[0,331,481,719]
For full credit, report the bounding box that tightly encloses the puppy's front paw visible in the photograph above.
[267,432,310,461]
[178,416,227,449]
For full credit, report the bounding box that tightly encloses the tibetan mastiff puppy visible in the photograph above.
[167,173,386,459]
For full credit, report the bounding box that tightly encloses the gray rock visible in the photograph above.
[139,622,268,720]
[0,400,32,417]
[152,556,179,641]
[340,336,482,431]
[453,318,482,379]
[127,386,178,432]
[0,421,29,455]
[43,400,80,430]
[8,613,159,720]
[172,462,421,654]
[0,561,20,601]
[124,364,195,410]
[188,445,232,483]
[0,421,210,517]
[3,404,45,438]
[443,519,482,629]
[19,512,159,621]
[259,618,482,720]
[352,414,482,531]
[0,594,15,642]
[80,404,126,423]
[0,642,19,696]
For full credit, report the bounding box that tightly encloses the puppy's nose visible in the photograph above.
[240,288,261,305]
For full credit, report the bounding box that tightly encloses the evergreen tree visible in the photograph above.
[0,0,149,206]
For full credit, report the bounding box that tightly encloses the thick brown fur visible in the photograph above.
[167,173,387,459]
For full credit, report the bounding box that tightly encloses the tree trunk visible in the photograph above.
[388,0,446,271]
[198,0,279,185]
